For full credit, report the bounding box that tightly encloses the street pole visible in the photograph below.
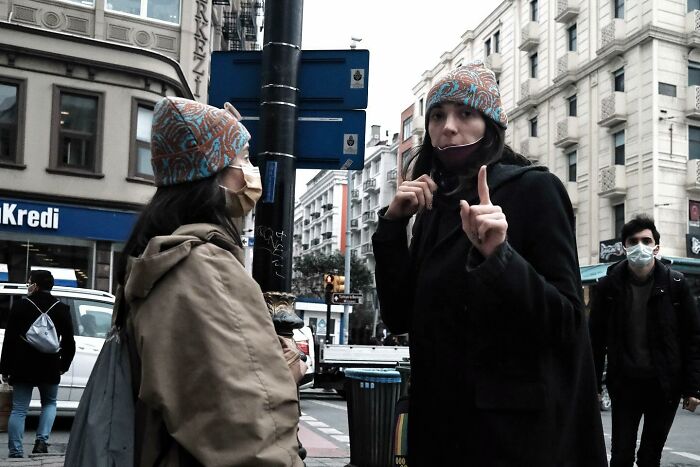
[252,0,303,293]
[325,281,333,344]
[340,171,352,344]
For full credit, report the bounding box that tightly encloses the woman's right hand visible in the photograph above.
[384,174,438,220]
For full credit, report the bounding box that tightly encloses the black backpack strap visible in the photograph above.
[669,269,684,308]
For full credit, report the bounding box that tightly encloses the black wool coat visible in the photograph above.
[0,291,76,385]
[589,259,700,400]
[372,163,607,467]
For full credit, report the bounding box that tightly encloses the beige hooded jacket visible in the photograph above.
[123,223,302,467]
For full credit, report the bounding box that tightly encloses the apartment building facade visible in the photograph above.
[409,0,700,265]
[0,0,260,291]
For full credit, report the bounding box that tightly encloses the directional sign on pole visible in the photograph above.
[209,50,370,111]
[331,293,363,305]
[239,110,366,170]
[209,49,369,170]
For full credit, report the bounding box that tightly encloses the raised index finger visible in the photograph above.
[478,165,491,205]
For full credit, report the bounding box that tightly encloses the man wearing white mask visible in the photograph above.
[590,215,700,467]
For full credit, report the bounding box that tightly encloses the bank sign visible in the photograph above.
[0,198,137,242]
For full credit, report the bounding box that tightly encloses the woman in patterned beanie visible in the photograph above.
[372,61,607,465]
[117,97,303,466]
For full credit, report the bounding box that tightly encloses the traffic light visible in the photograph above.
[324,274,334,290]
[333,275,345,293]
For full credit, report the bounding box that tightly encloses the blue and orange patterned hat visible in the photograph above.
[150,97,251,187]
[425,60,508,129]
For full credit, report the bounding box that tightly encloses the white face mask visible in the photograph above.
[625,243,655,269]
[219,165,262,217]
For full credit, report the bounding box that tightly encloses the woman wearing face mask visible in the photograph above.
[372,62,607,465]
[117,97,303,466]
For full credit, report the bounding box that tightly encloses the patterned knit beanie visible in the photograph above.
[150,97,251,187]
[425,60,508,129]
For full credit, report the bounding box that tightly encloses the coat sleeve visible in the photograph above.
[372,208,418,335]
[0,301,22,376]
[132,244,301,467]
[679,277,700,399]
[465,172,585,347]
[588,282,609,394]
[57,304,76,374]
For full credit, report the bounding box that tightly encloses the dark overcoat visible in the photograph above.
[0,291,76,385]
[372,162,607,466]
[589,259,700,401]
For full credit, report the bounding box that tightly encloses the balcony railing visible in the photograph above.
[598,19,626,56]
[518,78,538,109]
[598,165,627,198]
[519,22,540,52]
[520,137,542,164]
[362,211,377,223]
[555,0,579,23]
[554,52,578,85]
[554,117,579,148]
[598,92,627,127]
[386,168,397,184]
[363,179,378,192]
[361,243,373,255]
[484,53,503,74]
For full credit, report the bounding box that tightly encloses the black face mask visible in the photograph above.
[434,139,484,171]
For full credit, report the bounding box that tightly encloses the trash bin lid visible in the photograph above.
[344,368,401,383]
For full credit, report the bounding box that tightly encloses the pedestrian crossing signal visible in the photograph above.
[332,275,345,293]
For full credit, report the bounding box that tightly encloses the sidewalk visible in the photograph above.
[0,432,350,466]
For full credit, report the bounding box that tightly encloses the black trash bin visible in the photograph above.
[345,368,401,467]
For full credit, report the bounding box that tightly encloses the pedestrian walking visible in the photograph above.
[116,97,303,466]
[0,269,75,458]
[589,215,700,467]
[372,61,607,466]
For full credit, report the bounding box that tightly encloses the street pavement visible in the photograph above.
[0,393,697,466]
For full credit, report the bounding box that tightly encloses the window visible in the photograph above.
[614,130,625,165]
[568,95,577,117]
[0,80,24,166]
[568,24,577,52]
[690,0,700,12]
[402,116,413,141]
[50,88,103,175]
[530,0,538,21]
[530,53,538,78]
[494,31,500,53]
[567,151,577,182]
[129,100,155,180]
[614,203,625,239]
[614,68,625,92]
[658,83,677,97]
[689,62,700,86]
[614,0,624,18]
[485,38,491,57]
[106,0,180,24]
[690,126,700,160]
[529,117,538,137]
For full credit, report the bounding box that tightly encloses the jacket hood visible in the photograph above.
[434,162,548,208]
[124,223,242,303]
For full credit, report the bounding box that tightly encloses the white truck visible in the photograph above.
[314,344,410,394]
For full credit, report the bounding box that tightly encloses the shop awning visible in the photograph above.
[580,263,611,285]
[0,264,7,282]
[31,266,77,288]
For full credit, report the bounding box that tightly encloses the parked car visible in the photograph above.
[0,283,115,415]
[293,325,315,390]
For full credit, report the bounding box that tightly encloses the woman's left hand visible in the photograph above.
[460,165,508,258]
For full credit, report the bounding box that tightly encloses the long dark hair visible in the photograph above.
[117,174,240,285]
[405,111,531,192]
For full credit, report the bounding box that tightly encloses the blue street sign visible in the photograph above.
[209,49,369,111]
[240,109,366,170]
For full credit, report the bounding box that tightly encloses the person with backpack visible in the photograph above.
[589,215,700,467]
[0,269,75,458]
[114,97,302,466]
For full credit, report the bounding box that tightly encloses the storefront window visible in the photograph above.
[0,235,92,288]
[107,0,181,24]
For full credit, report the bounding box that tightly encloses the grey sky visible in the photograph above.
[294,1,497,198]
